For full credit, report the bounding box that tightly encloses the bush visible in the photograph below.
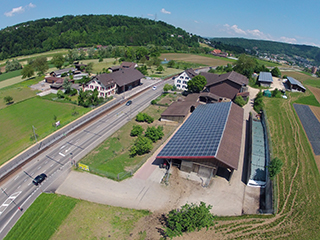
[135,113,154,123]
[136,112,145,122]
[145,126,164,142]
[151,100,157,105]
[253,91,264,113]
[130,136,153,157]
[57,90,64,98]
[130,125,144,137]
[268,157,283,179]
[165,202,215,239]
[234,96,246,107]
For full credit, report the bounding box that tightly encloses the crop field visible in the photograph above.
[0,97,90,165]
[4,194,78,240]
[0,70,22,82]
[80,96,179,180]
[160,53,233,66]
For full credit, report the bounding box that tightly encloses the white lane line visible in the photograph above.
[28,182,32,186]
[23,179,27,183]
[50,164,54,167]
[17,185,21,189]
[43,169,46,173]
[44,161,48,164]
[37,166,41,170]
[59,152,65,157]
[60,145,66,149]
[65,147,71,153]
[31,172,34,176]
[13,175,19,181]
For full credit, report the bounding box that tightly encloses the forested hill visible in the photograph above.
[0,14,200,60]
[211,37,320,64]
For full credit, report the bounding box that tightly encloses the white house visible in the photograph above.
[83,77,117,98]
[174,69,197,90]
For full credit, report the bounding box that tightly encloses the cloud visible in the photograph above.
[194,20,199,24]
[147,13,154,17]
[4,3,36,17]
[161,8,171,14]
[279,36,297,44]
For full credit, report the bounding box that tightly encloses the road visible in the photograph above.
[0,79,171,239]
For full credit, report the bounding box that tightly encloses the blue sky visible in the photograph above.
[1,0,320,47]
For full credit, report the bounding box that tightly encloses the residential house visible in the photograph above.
[108,62,138,73]
[50,67,76,78]
[174,68,198,90]
[201,71,248,100]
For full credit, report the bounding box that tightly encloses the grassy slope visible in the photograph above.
[0,70,22,82]
[4,194,78,240]
[0,97,90,165]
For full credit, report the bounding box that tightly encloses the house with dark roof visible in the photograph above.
[50,67,76,78]
[286,77,306,92]
[258,72,273,87]
[157,102,244,181]
[174,69,198,90]
[83,68,144,97]
[201,71,248,100]
[108,62,138,73]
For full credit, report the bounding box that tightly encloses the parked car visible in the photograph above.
[126,100,132,106]
[152,86,157,90]
[32,173,47,186]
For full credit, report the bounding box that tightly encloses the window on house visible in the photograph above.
[177,84,181,88]
[101,87,104,91]
[96,86,99,90]
[177,80,181,83]
[183,85,187,89]
[183,81,187,84]
[90,85,93,89]
[180,76,184,79]
[100,93,104,96]
[185,77,189,80]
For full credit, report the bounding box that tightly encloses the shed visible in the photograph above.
[286,77,306,92]
[263,89,271,97]
[258,72,273,87]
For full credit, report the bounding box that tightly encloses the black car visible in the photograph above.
[126,100,132,106]
[33,173,47,186]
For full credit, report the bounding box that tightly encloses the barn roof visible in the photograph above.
[157,102,243,170]
[258,72,273,83]
[287,77,306,90]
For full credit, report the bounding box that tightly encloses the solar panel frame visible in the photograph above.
[157,102,232,158]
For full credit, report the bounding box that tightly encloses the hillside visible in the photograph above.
[210,37,320,65]
[0,14,200,60]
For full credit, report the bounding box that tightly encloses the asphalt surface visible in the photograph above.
[0,78,171,239]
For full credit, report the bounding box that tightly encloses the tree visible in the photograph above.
[233,54,257,78]
[167,60,175,68]
[51,53,65,69]
[268,157,283,179]
[145,126,164,142]
[130,136,153,157]
[140,56,147,65]
[271,67,281,77]
[85,62,94,74]
[5,59,22,72]
[4,96,13,104]
[21,64,34,79]
[33,57,49,75]
[63,78,72,94]
[165,202,215,238]
[156,65,164,73]
[136,112,145,122]
[187,75,207,93]
[137,65,148,75]
[253,91,264,113]
[130,125,144,137]
[163,84,173,92]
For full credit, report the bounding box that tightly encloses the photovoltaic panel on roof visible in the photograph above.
[158,102,232,158]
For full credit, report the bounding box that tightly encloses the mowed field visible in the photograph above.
[0,97,90,165]
[160,53,234,66]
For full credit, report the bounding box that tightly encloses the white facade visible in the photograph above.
[174,72,191,90]
[83,79,117,98]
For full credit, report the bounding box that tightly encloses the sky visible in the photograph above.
[1,0,320,48]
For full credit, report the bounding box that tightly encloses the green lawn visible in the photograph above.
[303,79,320,88]
[4,194,79,240]
[0,97,91,165]
[0,70,22,82]
[80,95,178,180]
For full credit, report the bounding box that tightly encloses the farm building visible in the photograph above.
[157,102,244,181]
[258,72,273,87]
[50,67,76,78]
[174,68,198,90]
[200,71,248,100]
[286,77,306,92]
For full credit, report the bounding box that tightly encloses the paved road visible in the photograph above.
[0,79,172,239]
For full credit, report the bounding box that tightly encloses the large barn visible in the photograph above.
[157,102,244,181]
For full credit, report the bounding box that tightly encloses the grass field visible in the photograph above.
[0,97,91,165]
[283,70,319,82]
[160,53,233,66]
[80,94,179,180]
[0,70,22,82]
[4,194,79,240]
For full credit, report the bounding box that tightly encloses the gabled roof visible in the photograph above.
[94,68,144,87]
[258,72,273,83]
[161,101,198,117]
[157,102,243,170]
[201,71,248,87]
[120,62,137,69]
[53,67,76,75]
[184,68,198,79]
[287,77,306,90]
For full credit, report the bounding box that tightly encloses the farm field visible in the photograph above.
[0,97,90,166]
[160,53,233,66]
[283,70,319,82]
[0,70,22,82]
[80,94,180,180]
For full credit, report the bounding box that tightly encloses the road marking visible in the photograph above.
[44,161,48,164]
[50,164,54,167]
[0,191,21,216]
[59,152,65,157]
[43,169,46,173]
[13,175,19,181]
[28,182,32,186]
[23,179,27,182]
[60,145,65,149]
[17,185,21,189]
[65,147,71,152]
[37,166,41,170]
[31,172,34,176]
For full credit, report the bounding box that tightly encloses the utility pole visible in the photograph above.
[1,188,22,211]
[32,125,37,142]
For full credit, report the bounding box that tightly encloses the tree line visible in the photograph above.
[0,14,201,60]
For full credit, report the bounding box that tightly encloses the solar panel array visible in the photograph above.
[258,72,273,83]
[158,102,232,158]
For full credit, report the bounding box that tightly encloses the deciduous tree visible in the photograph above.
[187,75,207,93]
[21,64,34,79]
[51,53,65,69]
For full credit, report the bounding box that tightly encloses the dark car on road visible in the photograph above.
[33,173,47,186]
[126,100,132,106]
